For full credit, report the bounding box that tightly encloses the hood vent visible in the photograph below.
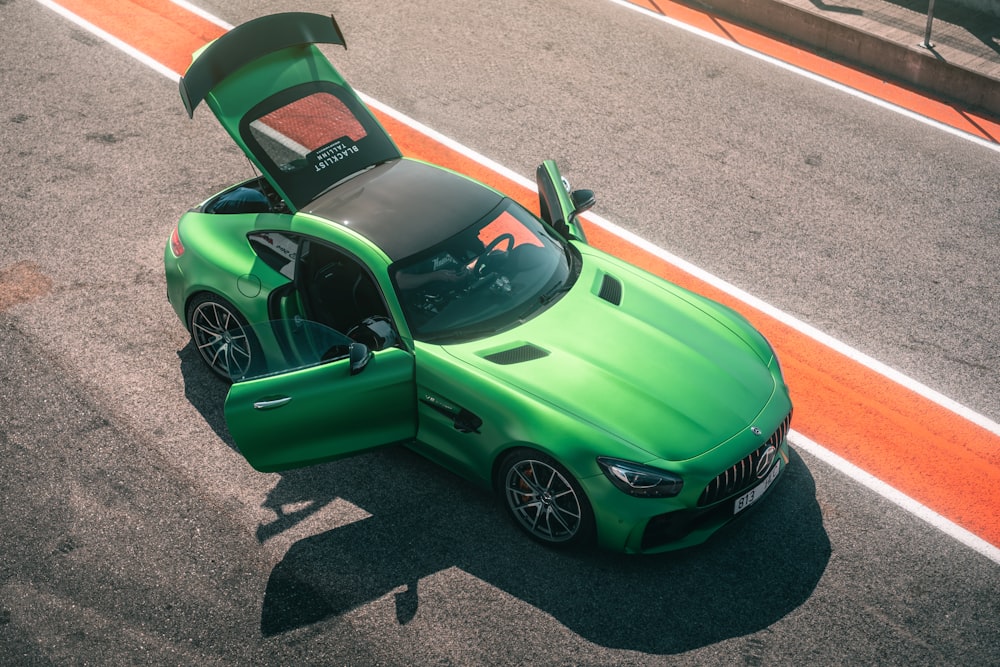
[598,274,623,306]
[483,344,550,365]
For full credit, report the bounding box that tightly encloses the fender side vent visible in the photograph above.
[598,274,623,306]
[484,344,550,365]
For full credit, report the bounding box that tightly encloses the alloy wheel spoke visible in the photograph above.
[509,492,539,509]
[528,507,543,533]
[521,463,542,492]
[192,303,251,376]
[506,459,581,541]
[192,321,223,340]
[547,504,576,534]
[208,343,226,369]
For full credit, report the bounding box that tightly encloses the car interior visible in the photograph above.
[298,240,394,348]
[202,177,287,215]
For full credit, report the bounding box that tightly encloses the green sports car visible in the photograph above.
[165,12,792,554]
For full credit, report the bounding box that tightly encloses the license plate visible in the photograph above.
[733,460,781,515]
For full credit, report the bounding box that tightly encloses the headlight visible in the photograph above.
[597,457,683,498]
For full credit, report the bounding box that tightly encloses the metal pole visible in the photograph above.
[922,0,937,48]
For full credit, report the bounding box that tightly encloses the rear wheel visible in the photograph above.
[498,449,595,548]
[186,294,255,381]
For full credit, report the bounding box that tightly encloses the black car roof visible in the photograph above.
[303,158,505,261]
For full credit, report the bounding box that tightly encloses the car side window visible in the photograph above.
[248,231,298,279]
[238,319,359,382]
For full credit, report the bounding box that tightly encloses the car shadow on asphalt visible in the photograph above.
[257,447,828,654]
[178,343,235,444]
[178,342,830,654]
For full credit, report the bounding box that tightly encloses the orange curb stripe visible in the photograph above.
[626,0,1000,143]
[54,0,223,75]
[54,0,999,546]
[388,119,1000,545]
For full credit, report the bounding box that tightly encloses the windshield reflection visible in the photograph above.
[391,199,577,343]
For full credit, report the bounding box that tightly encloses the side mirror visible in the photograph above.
[570,189,596,217]
[349,342,372,376]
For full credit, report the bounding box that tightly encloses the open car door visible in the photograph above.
[223,320,415,472]
[536,160,590,243]
[179,12,402,211]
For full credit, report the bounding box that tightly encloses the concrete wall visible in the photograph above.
[695,0,1000,118]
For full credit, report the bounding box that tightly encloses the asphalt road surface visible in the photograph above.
[1,0,997,665]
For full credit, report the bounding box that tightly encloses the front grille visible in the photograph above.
[697,411,792,507]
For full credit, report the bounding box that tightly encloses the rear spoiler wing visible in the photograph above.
[179,12,346,118]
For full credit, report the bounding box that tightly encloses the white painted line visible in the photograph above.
[607,0,1000,154]
[363,93,1000,440]
[584,207,1000,437]
[169,0,232,30]
[37,0,999,556]
[791,431,1000,565]
[360,93,536,191]
[248,120,311,160]
[34,0,180,83]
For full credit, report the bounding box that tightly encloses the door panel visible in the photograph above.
[536,160,586,242]
[224,320,415,472]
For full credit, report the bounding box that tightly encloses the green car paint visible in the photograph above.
[164,12,792,554]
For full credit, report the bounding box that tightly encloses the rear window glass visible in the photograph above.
[241,82,401,209]
[248,92,367,172]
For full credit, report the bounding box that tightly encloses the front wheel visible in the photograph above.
[186,293,256,381]
[498,450,595,548]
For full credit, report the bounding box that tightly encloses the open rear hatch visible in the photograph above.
[179,12,402,211]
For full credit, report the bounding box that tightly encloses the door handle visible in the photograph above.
[253,396,292,410]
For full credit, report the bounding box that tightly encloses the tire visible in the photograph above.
[498,449,595,548]
[186,293,256,381]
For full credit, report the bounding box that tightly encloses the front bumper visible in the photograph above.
[637,438,789,552]
[584,414,792,555]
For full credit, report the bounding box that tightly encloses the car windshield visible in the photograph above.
[391,199,578,343]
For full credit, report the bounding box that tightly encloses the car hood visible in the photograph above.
[443,251,776,462]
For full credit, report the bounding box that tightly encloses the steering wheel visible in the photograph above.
[470,233,515,279]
